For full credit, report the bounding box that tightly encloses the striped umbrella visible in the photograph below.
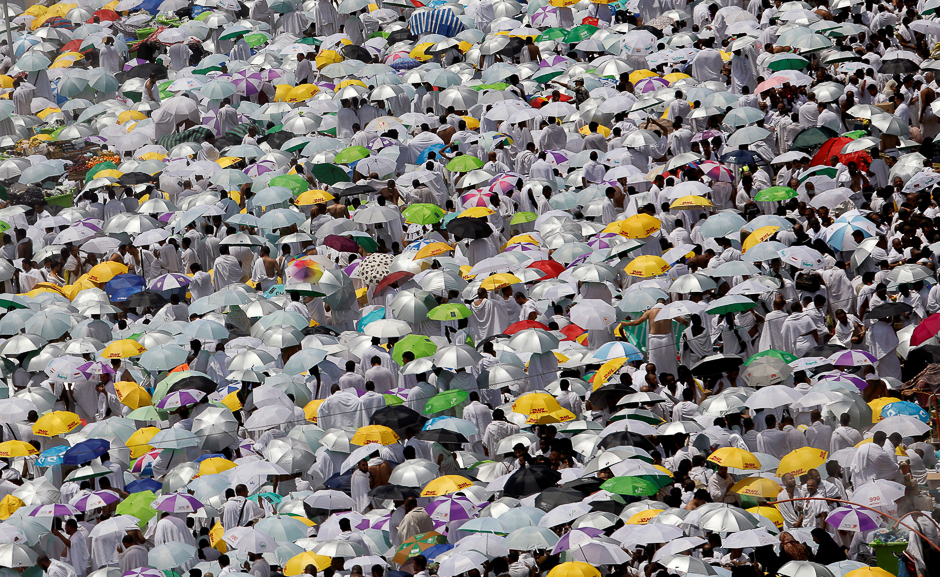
[152,493,204,513]
[233,70,264,96]
[71,490,120,511]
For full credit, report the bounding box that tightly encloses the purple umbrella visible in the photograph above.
[426,495,476,522]
[245,160,277,178]
[233,70,264,97]
[30,504,80,516]
[123,569,164,577]
[588,233,624,250]
[152,493,204,513]
[124,58,148,71]
[635,77,670,93]
[540,55,570,68]
[828,350,878,367]
[544,150,569,164]
[323,235,361,253]
[149,273,191,292]
[71,490,121,511]
[550,528,605,555]
[156,389,206,410]
[819,373,868,390]
[826,506,880,531]
[78,361,116,378]
[369,137,399,151]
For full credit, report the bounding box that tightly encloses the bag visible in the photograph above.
[795,273,821,292]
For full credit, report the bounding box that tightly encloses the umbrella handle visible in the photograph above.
[774,497,940,552]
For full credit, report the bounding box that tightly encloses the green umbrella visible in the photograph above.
[423,389,469,414]
[392,334,438,364]
[403,203,446,225]
[298,36,322,44]
[127,406,170,421]
[428,303,472,321]
[310,163,351,185]
[532,69,563,84]
[245,33,270,47]
[798,165,838,182]
[471,82,509,91]
[510,211,537,225]
[753,186,797,202]
[446,155,484,172]
[349,233,379,252]
[745,349,799,365]
[843,130,867,139]
[334,145,371,164]
[268,174,309,195]
[599,476,661,496]
[383,394,404,406]
[116,490,157,526]
[536,27,568,41]
[791,126,838,151]
[767,54,809,71]
[86,161,117,182]
[563,24,598,43]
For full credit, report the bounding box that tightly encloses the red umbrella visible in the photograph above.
[560,324,586,341]
[323,234,360,253]
[61,39,93,53]
[810,137,853,167]
[89,9,120,21]
[527,260,564,279]
[911,313,940,346]
[375,271,414,294]
[504,320,549,335]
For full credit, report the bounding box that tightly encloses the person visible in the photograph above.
[811,529,847,564]
[351,458,372,513]
[221,485,264,530]
[621,298,684,378]
[119,535,148,573]
[37,555,78,577]
[52,519,89,577]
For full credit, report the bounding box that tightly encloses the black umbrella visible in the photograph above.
[691,354,744,377]
[371,405,424,432]
[503,464,561,498]
[304,325,340,336]
[497,37,525,57]
[124,62,168,80]
[387,29,415,43]
[807,343,846,357]
[720,149,761,165]
[587,498,625,515]
[266,131,293,150]
[867,302,913,319]
[341,184,378,196]
[369,484,420,500]
[118,172,156,185]
[791,126,838,151]
[166,374,217,394]
[596,431,656,451]
[416,429,468,444]
[123,290,167,308]
[446,217,492,239]
[533,486,583,512]
[880,57,919,75]
[588,384,635,410]
[561,476,602,494]
[634,25,664,38]
[342,45,373,62]
[903,345,940,382]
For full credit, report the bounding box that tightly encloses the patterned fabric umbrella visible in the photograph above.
[156,389,206,409]
[357,253,395,285]
[29,503,80,516]
[245,160,278,178]
[152,493,203,513]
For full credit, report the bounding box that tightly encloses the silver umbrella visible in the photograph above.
[389,290,437,323]
[192,407,239,452]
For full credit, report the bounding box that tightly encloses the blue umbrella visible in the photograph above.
[63,439,110,466]
[126,478,163,493]
[36,445,68,467]
[416,143,446,164]
[422,544,454,560]
[881,401,930,423]
[357,307,386,332]
[105,274,146,301]
[720,149,760,165]
[194,453,225,463]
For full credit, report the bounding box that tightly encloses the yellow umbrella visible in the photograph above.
[480,273,521,290]
[286,84,320,102]
[415,242,453,260]
[284,552,331,575]
[869,397,901,421]
[731,476,781,498]
[304,399,325,423]
[552,351,569,363]
[747,505,783,529]
[101,339,146,359]
[670,195,713,210]
[215,156,240,168]
[114,381,151,409]
[221,391,242,411]
[504,234,539,247]
[209,521,227,553]
[199,457,237,476]
[625,255,670,278]
[0,76,14,89]
[578,125,611,137]
[593,358,627,390]
[31,134,53,142]
[618,214,662,238]
[777,447,827,477]
[351,425,400,446]
[296,189,335,205]
[126,427,159,459]
[459,207,495,218]
[315,50,343,69]
[336,79,367,89]
[87,261,128,283]
[0,495,23,520]
[461,116,480,129]
[421,475,474,497]
[548,0,578,6]
[139,151,166,161]
[49,57,81,69]
[512,392,562,415]
[743,226,780,252]
[548,563,601,577]
[0,440,38,458]
[625,509,663,524]
[845,568,895,577]
[118,110,147,123]
[25,5,48,16]
[32,411,81,437]
[707,447,761,470]
[274,84,293,102]
[31,2,77,28]
[410,42,434,61]
[525,407,576,425]
[92,169,124,181]
[663,73,691,84]
[37,107,62,120]
[629,69,658,84]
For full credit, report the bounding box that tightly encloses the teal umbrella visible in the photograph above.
[149,542,198,570]
[58,74,90,98]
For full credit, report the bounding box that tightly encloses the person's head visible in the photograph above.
[781,472,796,490]
[339,518,351,532]
[872,430,888,446]
[805,477,818,495]
[358,458,369,473]
[413,556,427,572]
[235,484,248,498]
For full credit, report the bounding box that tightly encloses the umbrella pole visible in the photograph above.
[773,497,940,553]
[2,0,12,68]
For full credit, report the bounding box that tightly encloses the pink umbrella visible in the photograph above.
[755,76,789,94]
[699,160,734,182]
[540,55,570,68]
[691,129,724,143]
[460,191,492,207]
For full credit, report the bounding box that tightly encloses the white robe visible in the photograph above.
[351,469,371,513]
[470,298,508,340]
[868,320,902,380]
[212,255,243,290]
